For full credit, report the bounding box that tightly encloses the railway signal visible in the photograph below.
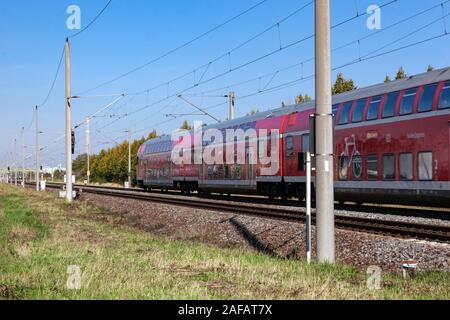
[71,129,75,155]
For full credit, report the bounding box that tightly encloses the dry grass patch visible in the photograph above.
[0,184,449,300]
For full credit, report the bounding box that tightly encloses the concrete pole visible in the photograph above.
[86,117,90,185]
[35,106,40,191]
[228,92,235,120]
[14,138,17,186]
[22,127,25,187]
[128,129,132,188]
[314,0,335,263]
[65,38,73,202]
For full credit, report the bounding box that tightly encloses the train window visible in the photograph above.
[367,96,382,121]
[400,88,417,115]
[382,92,399,118]
[382,154,395,180]
[338,101,353,125]
[352,99,367,123]
[439,81,450,109]
[302,134,310,152]
[366,155,378,180]
[286,136,294,157]
[418,152,433,181]
[332,104,340,116]
[399,153,413,181]
[418,84,438,112]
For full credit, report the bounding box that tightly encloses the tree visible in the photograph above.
[295,94,312,105]
[147,130,157,140]
[88,133,152,186]
[395,67,406,80]
[73,154,88,180]
[427,65,434,72]
[332,73,357,95]
[180,120,192,131]
[384,75,391,83]
[53,170,64,182]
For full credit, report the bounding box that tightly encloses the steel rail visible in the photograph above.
[34,182,450,243]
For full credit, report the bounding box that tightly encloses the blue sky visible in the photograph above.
[1,0,449,168]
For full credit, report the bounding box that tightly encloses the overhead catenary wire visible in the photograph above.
[127,23,450,137]
[80,0,402,139]
[36,1,449,161]
[91,0,402,134]
[78,0,271,94]
[103,0,400,122]
[68,0,113,39]
[186,0,450,97]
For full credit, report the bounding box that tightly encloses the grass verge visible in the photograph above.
[0,184,449,300]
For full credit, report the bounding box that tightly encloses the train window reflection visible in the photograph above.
[418,152,433,181]
[383,154,395,180]
[399,153,413,181]
[400,88,417,115]
[439,81,450,109]
[286,136,294,157]
[338,102,353,125]
[302,134,310,153]
[332,104,340,116]
[366,155,378,180]
[352,99,367,123]
[367,96,382,121]
[418,84,437,112]
[382,92,398,118]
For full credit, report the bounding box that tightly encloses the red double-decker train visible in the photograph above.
[137,67,450,207]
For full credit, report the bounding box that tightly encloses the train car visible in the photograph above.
[280,67,450,206]
[137,67,450,207]
[136,135,173,190]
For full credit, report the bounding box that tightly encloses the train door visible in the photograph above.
[284,135,297,176]
[168,157,172,178]
[246,147,254,181]
[448,122,450,180]
[144,160,148,183]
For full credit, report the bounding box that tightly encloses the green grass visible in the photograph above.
[0,184,449,300]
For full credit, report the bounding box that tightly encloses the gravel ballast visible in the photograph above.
[80,192,450,273]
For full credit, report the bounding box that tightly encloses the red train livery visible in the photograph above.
[137,67,450,207]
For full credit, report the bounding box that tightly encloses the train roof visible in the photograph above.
[142,134,172,147]
[204,67,450,130]
[143,67,450,142]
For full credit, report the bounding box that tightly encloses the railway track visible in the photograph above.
[35,182,450,243]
